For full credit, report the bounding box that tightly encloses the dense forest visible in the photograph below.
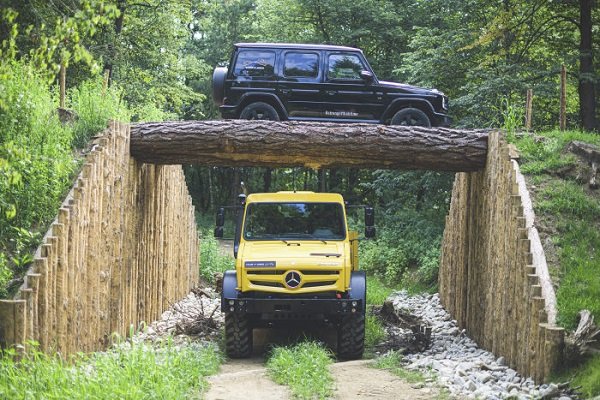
[0,0,598,293]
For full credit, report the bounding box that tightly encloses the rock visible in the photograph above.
[496,356,506,366]
[539,383,559,399]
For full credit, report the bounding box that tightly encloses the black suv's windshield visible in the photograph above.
[243,202,345,241]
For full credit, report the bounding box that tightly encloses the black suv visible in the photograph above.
[213,43,450,127]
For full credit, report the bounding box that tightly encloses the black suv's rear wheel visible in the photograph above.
[225,313,253,358]
[337,313,365,360]
[239,102,280,120]
[391,108,431,127]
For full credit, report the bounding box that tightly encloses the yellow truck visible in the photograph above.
[215,191,375,359]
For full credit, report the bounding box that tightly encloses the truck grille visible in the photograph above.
[246,269,340,292]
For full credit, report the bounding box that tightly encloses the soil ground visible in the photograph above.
[203,327,441,399]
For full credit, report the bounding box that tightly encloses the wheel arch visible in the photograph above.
[237,93,287,120]
[382,98,435,124]
[349,271,367,313]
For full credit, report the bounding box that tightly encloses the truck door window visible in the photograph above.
[327,53,365,80]
[233,50,276,78]
[283,52,319,78]
[244,203,345,240]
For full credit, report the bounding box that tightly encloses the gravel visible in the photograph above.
[388,290,574,400]
[132,288,224,345]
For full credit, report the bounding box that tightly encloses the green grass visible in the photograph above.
[555,354,600,398]
[0,340,222,399]
[515,130,600,396]
[199,231,235,284]
[371,350,426,384]
[266,341,334,400]
[514,129,600,175]
[365,314,386,349]
[367,276,395,305]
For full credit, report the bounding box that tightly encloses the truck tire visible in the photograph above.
[391,107,431,127]
[239,102,280,120]
[225,313,253,358]
[337,312,365,360]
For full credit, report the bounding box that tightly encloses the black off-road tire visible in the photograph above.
[337,312,365,360]
[239,102,281,120]
[391,107,431,127]
[225,313,253,358]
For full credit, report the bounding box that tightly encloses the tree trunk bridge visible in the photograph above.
[130,120,489,171]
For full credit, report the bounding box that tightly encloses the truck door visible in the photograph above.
[278,51,323,119]
[322,52,384,122]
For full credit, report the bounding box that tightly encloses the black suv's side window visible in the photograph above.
[233,50,276,78]
[327,53,365,80]
[283,52,319,78]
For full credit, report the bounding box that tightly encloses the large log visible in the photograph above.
[130,120,490,171]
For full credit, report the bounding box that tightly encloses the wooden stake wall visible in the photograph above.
[439,131,564,383]
[0,121,199,354]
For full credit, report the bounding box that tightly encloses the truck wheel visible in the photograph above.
[391,108,431,127]
[337,313,365,360]
[225,313,253,358]
[239,102,280,120]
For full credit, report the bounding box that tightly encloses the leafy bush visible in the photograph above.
[69,77,129,148]
[0,60,129,298]
[199,231,235,284]
[266,341,334,400]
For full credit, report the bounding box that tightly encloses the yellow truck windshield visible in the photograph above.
[243,202,346,241]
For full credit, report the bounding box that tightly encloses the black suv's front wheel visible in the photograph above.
[391,108,431,127]
[239,102,280,121]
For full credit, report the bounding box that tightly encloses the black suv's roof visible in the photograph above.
[234,42,362,52]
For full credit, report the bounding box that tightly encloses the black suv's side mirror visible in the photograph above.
[360,70,374,83]
[214,207,225,238]
[364,206,376,238]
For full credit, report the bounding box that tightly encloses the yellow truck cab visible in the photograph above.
[215,191,375,359]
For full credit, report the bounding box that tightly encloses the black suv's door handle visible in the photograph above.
[280,89,290,94]
[326,90,337,95]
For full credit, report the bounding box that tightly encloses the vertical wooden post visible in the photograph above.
[59,63,66,109]
[525,89,533,131]
[560,65,567,130]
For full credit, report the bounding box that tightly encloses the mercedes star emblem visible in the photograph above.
[284,271,301,289]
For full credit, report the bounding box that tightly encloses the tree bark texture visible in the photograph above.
[130,121,490,172]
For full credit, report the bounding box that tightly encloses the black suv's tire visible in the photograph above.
[212,67,228,106]
[391,108,431,127]
[225,313,253,358]
[239,102,280,120]
[337,313,365,360]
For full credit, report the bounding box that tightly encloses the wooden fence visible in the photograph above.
[0,121,199,354]
[439,131,564,383]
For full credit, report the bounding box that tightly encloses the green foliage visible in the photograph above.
[365,314,386,349]
[0,60,130,298]
[514,131,600,330]
[0,341,222,399]
[0,254,10,299]
[266,341,334,400]
[199,231,235,284]
[557,354,600,397]
[366,276,394,306]
[69,77,129,147]
[516,130,600,175]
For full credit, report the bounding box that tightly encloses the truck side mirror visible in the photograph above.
[364,206,376,238]
[360,70,374,82]
[214,207,225,238]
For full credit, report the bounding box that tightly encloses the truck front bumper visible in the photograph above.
[221,297,363,316]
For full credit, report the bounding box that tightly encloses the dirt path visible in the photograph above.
[204,358,291,400]
[330,360,439,399]
[204,357,440,400]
